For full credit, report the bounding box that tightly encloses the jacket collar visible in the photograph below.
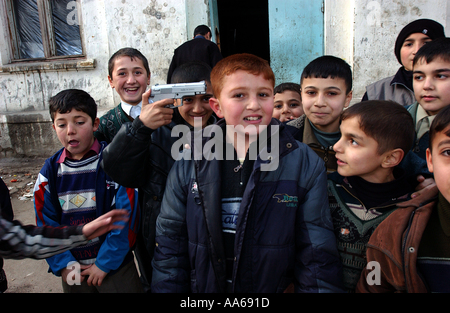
[391,67,413,92]
[195,117,297,166]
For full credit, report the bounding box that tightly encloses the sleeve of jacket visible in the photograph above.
[294,150,345,293]
[102,117,155,188]
[0,218,86,260]
[151,156,191,293]
[33,169,77,276]
[95,185,139,273]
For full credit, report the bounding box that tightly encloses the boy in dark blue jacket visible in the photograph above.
[151,54,344,293]
[34,89,142,293]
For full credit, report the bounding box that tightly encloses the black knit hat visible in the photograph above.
[394,18,445,65]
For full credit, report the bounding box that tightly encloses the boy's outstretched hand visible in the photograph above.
[82,209,130,240]
[140,88,174,130]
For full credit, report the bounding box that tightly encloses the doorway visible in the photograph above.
[210,0,324,85]
[216,0,270,62]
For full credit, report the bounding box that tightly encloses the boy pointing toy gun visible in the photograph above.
[102,61,216,290]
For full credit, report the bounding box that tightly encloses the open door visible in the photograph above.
[209,0,324,84]
[215,0,270,62]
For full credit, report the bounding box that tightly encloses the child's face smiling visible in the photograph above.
[273,90,304,122]
[177,83,214,128]
[427,126,450,202]
[334,116,394,183]
[53,109,99,160]
[413,57,450,116]
[301,77,352,133]
[108,56,150,105]
[210,70,274,139]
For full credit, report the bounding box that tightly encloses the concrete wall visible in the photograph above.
[325,0,450,101]
[0,0,209,157]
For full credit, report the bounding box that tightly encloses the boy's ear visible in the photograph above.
[93,117,100,132]
[426,148,434,173]
[381,148,404,168]
[108,75,114,88]
[209,97,224,118]
[344,90,353,109]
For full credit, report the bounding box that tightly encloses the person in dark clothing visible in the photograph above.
[166,25,223,83]
[151,53,344,293]
[102,61,216,292]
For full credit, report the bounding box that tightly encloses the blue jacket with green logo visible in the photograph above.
[151,119,344,293]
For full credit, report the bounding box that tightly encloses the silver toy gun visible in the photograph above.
[149,81,207,108]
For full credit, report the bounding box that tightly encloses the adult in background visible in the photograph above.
[166,25,223,83]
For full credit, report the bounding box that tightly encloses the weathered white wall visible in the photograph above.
[186,0,210,41]
[102,0,189,106]
[0,0,191,113]
[324,0,355,69]
[325,0,450,101]
[1,0,450,157]
[0,0,209,157]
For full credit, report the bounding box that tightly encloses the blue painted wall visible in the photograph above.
[268,0,324,85]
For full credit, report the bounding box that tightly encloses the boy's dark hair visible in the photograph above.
[194,25,211,37]
[49,89,97,124]
[300,55,353,94]
[108,47,150,78]
[413,37,450,67]
[341,100,414,156]
[274,82,301,97]
[170,61,212,84]
[429,104,450,151]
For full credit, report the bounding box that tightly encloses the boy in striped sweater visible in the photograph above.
[34,89,142,292]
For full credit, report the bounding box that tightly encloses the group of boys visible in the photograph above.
[32,17,450,293]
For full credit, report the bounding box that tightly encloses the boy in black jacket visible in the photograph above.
[101,61,216,291]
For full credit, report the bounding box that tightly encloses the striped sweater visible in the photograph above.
[34,141,139,276]
[0,218,86,259]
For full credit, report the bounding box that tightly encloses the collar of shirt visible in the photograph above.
[57,139,101,163]
[121,101,142,117]
[416,105,436,139]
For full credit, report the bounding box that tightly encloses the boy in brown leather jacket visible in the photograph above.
[357,104,450,293]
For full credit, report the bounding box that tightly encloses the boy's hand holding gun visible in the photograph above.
[140,81,207,130]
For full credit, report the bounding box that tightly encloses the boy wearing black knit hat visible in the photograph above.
[362,18,445,107]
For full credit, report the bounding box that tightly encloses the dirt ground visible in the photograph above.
[0,156,63,293]
[1,156,145,294]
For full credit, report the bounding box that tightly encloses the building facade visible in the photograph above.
[0,0,449,157]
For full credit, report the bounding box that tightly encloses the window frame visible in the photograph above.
[4,0,86,63]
